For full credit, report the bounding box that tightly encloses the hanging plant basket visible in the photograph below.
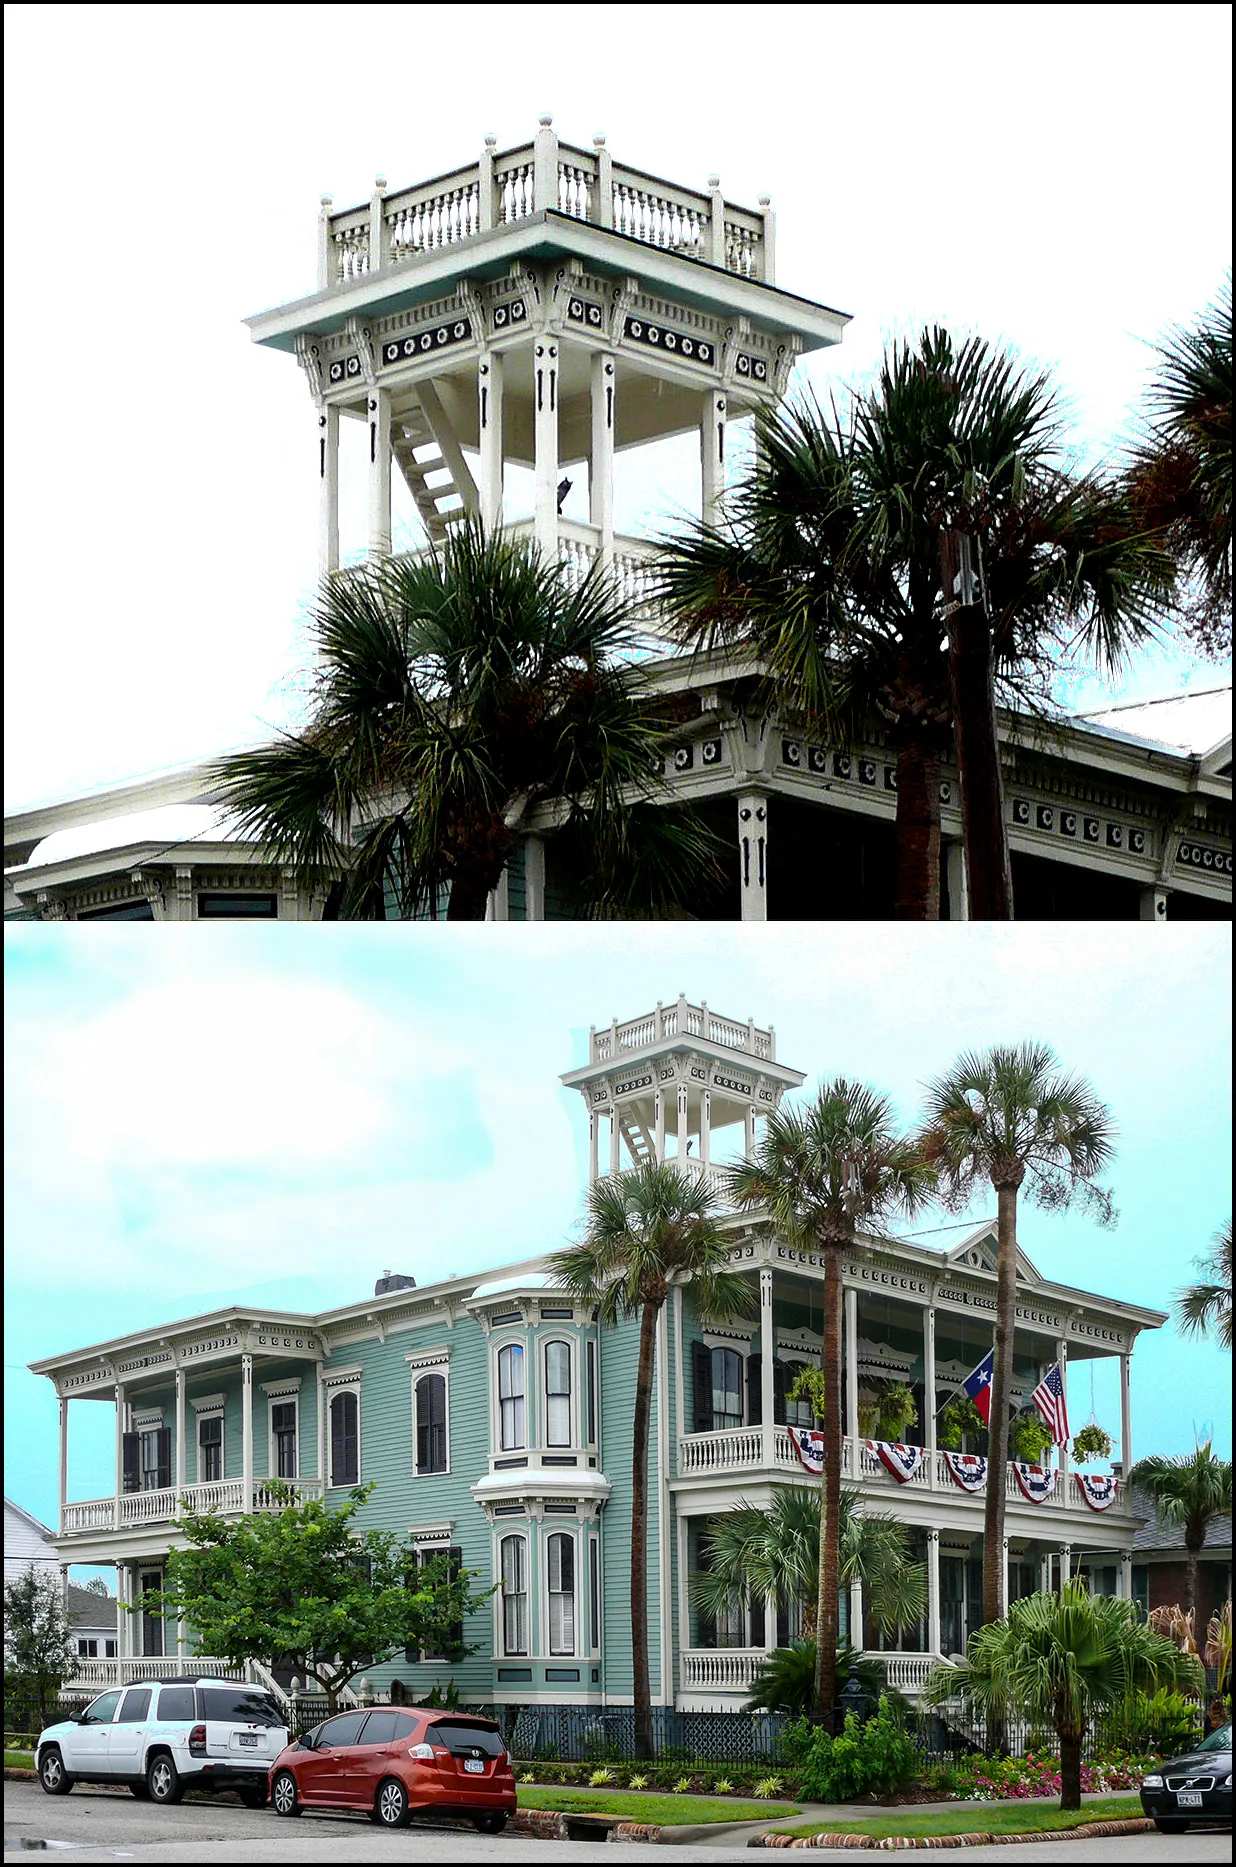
[876,1381,919,1442]
[1008,1411,1055,1464]
[1072,1423,1114,1463]
[939,1395,986,1451]
[857,1397,880,1438]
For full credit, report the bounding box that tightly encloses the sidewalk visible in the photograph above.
[661,1787,1143,1849]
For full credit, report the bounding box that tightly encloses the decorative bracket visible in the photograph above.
[295,333,324,401]
[345,316,377,386]
[609,275,641,346]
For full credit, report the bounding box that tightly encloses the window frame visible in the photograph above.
[496,1343,526,1453]
[543,1339,573,1449]
[193,1399,226,1485]
[327,1384,361,1489]
[412,1367,450,1476]
[546,1530,577,1657]
[710,1345,743,1431]
[263,1382,301,1483]
[585,1338,597,1446]
[499,1533,529,1656]
[77,1637,98,1658]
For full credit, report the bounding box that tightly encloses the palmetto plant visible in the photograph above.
[1173,1220,1233,1351]
[743,1639,890,1720]
[550,1160,753,1759]
[922,1582,1204,1809]
[920,1045,1116,1629]
[1129,1442,1233,1628]
[727,1083,934,1727]
[210,522,719,920]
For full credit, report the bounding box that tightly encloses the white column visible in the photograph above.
[760,1267,775,1470]
[945,841,969,920]
[1040,1551,1053,1593]
[700,391,726,527]
[241,1354,254,1512]
[676,1084,689,1162]
[700,1090,712,1168]
[316,1362,326,1489]
[114,1385,124,1530]
[590,351,615,554]
[1120,1550,1134,1603]
[1059,1544,1072,1585]
[533,112,559,211]
[367,386,392,559]
[745,1105,758,1159]
[533,335,560,555]
[588,1112,599,1183]
[478,350,504,529]
[175,1367,186,1499]
[610,1109,621,1174]
[319,404,340,577]
[924,1307,937,1485]
[737,793,769,921]
[59,1395,69,1536]
[845,1287,859,1454]
[117,1563,129,1663]
[849,1576,864,1652]
[654,1090,666,1164]
[1056,1339,1070,1488]
[1140,886,1168,922]
[926,1529,941,1655]
[1119,1353,1132,1478]
[1001,1537,1010,1618]
[758,194,776,285]
[525,834,546,921]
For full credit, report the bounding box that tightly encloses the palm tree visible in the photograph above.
[920,1045,1116,1629]
[692,1485,927,1647]
[210,521,719,920]
[1174,1221,1233,1349]
[1128,279,1233,659]
[921,1582,1203,1809]
[659,329,1172,920]
[549,1160,753,1758]
[728,1083,935,1727]
[744,1640,892,1720]
[1129,1442,1233,1628]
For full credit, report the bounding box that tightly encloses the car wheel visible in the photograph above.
[1153,1819,1187,1834]
[38,1748,73,1796]
[472,1812,508,1835]
[146,1753,184,1805]
[271,1770,302,1818]
[375,1776,411,1828]
[237,1786,267,1809]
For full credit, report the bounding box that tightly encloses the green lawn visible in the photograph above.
[4,1750,35,1771]
[769,1794,1143,1841]
[516,1785,801,1824]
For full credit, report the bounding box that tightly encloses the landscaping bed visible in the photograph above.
[517,1784,801,1823]
[514,1759,802,1799]
[759,1795,1145,1843]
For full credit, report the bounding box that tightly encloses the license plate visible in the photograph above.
[1176,1792,1203,1808]
[464,1758,485,1773]
[238,1734,258,1748]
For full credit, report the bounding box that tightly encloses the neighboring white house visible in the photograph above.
[4,1497,58,1585]
[5,1497,118,1659]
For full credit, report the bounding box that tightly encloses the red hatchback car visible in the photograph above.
[268,1706,515,1831]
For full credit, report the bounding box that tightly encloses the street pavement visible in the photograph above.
[3,1783,1230,1863]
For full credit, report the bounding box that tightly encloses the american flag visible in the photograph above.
[1031,1362,1070,1445]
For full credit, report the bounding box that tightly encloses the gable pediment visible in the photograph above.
[944,1223,1041,1284]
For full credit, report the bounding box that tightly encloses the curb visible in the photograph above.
[751,1817,1156,1849]
[3,1770,37,1782]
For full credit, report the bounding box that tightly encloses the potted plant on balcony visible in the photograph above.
[939,1395,986,1451]
[1072,1423,1114,1463]
[876,1381,918,1443]
[1008,1410,1055,1465]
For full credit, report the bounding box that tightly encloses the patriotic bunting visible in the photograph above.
[943,1450,988,1492]
[867,1439,926,1483]
[1076,1472,1119,1512]
[788,1426,825,1475]
[1012,1461,1058,1504]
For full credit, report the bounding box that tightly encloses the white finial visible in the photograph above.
[758,193,771,207]
[375,174,387,191]
[539,111,553,126]
[485,133,497,148]
[593,132,607,148]
[320,193,333,207]
[708,175,721,190]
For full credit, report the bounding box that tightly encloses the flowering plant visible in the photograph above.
[920,1747,1159,1800]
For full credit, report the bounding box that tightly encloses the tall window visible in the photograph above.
[140,1430,162,1492]
[586,1340,597,1444]
[500,1536,528,1654]
[199,1416,223,1483]
[415,1372,447,1474]
[711,1347,743,1430]
[544,1342,571,1447]
[785,1362,815,1428]
[271,1402,297,1479]
[497,1345,525,1450]
[547,1533,575,1655]
[330,1390,359,1487]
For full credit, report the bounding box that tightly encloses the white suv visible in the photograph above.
[37,1677,287,1807]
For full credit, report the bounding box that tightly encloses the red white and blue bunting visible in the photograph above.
[788,1426,825,1475]
[1076,1472,1119,1512]
[1012,1461,1058,1504]
[943,1451,988,1492]
[867,1439,926,1483]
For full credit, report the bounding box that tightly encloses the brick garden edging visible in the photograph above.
[752,1817,1156,1849]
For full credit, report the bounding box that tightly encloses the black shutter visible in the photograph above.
[414,1377,430,1474]
[122,1432,140,1494]
[749,1592,765,1647]
[331,1392,357,1486]
[746,1354,761,1428]
[773,1357,787,1427]
[446,1545,464,1660]
[776,1595,790,1647]
[691,1341,712,1434]
[155,1427,173,1490]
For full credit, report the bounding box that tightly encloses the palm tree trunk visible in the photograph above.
[630,1298,660,1759]
[814,1242,844,1731]
[1185,1537,1201,1630]
[983,1182,1019,1628]
[893,727,942,920]
[446,873,493,920]
[941,534,1013,920]
[1058,1725,1083,1810]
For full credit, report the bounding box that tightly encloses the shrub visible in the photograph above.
[518,1770,535,1784]
[627,1773,648,1790]
[920,1747,1160,1801]
[795,1696,921,1803]
[672,1776,691,1794]
[714,1777,734,1795]
[588,1767,614,1786]
[1107,1688,1204,1754]
[754,1775,784,1798]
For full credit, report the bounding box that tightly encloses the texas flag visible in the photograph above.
[962,1350,995,1425]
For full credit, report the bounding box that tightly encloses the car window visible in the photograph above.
[315,1712,367,1748]
[117,1688,151,1723]
[426,1718,505,1756]
[358,1710,415,1746]
[81,1690,122,1725]
[1197,1723,1232,1753]
[157,1685,197,1721]
[198,1687,282,1727]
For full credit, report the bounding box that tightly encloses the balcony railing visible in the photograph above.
[591,997,776,1065]
[64,1656,248,1695]
[680,1647,942,1698]
[62,1478,324,1536]
[321,126,773,290]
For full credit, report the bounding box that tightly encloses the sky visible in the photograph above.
[4,2,1233,811]
[5,925,1231,1579]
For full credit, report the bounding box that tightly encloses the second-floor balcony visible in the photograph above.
[62,1478,324,1538]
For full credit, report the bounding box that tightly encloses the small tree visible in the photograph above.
[1129,1442,1233,1628]
[138,1482,488,1710]
[3,1564,76,1726]
[81,1577,111,1598]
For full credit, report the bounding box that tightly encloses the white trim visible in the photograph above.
[196,1406,225,1484]
[408,1520,454,1545]
[494,1338,528,1454]
[404,1345,452,1372]
[497,1527,531,1657]
[326,1379,361,1488]
[411,1362,451,1477]
[541,1335,577,1450]
[267,1388,300,1482]
[321,1364,364,1388]
[190,1393,225,1415]
[131,1408,164,1431]
[259,1377,303,1398]
[544,1524,580,1658]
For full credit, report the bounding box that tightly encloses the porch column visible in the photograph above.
[58,1394,69,1536]
[113,1384,125,1530]
[588,1111,599,1182]
[175,1366,186,1499]
[1040,1551,1052,1593]
[926,1529,941,1655]
[1056,1339,1070,1489]
[367,386,392,559]
[533,334,560,555]
[844,1286,859,1455]
[1120,1550,1134,1603]
[924,1306,937,1485]
[478,349,505,529]
[319,404,340,577]
[316,1361,326,1489]
[700,391,726,527]
[654,1089,666,1163]
[1119,1352,1132,1477]
[241,1354,254,1512]
[177,1612,187,1662]
[610,1109,621,1174]
[760,1267,775,1470]
[737,793,769,921]
[590,351,615,555]
[677,1083,689,1162]
[1139,885,1168,922]
[945,840,969,919]
[849,1576,864,1651]
[700,1089,712,1168]
[1001,1537,1010,1618]
[1059,1543,1072,1586]
[117,1563,129,1663]
[524,834,546,921]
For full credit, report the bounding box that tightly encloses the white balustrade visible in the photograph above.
[64,1656,247,1694]
[330,210,371,283]
[864,1652,941,1695]
[63,1498,115,1534]
[385,167,482,261]
[678,1427,764,1474]
[495,157,535,224]
[120,1487,179,1527]
[724,212,763,278]
[63,1477,324,1537]
[610,165,709,259]
[590,997,774,1064]
[680,1648,764,1691]
[557,155,596,220]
